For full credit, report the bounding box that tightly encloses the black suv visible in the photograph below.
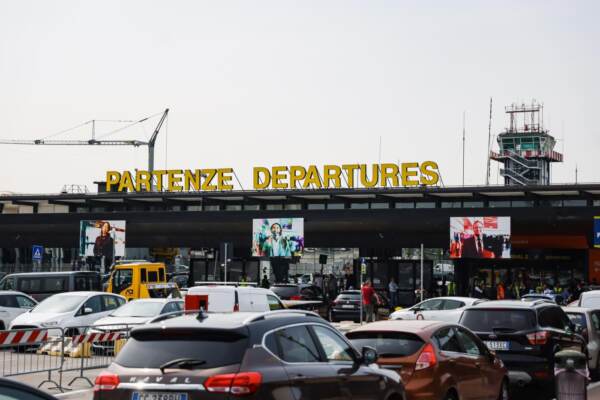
[93,310,405,400]
[459,300,585,398]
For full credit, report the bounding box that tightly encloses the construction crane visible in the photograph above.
[0,108,169,174]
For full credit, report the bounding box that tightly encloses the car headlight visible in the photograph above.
[41,321,59,327]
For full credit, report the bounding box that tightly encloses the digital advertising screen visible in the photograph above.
[449,216,510,259]
[79,220,126,260]
[252,218,304,258]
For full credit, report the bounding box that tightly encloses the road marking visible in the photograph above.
[55,389,92,398]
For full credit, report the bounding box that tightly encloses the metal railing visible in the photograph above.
[0,323,142,391]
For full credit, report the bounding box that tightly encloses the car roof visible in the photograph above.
[0,377,57,400]
[581,291,600,297]
[4,271,99,277]
[0,291,31,296]
[129,298,182,304]
[136,310,324,336]
[48,291,121,298]
[348,320,448,337]
[423,296,479,302]
[188,285,273,294]
[468,300,553,309]
[563,307,594,313]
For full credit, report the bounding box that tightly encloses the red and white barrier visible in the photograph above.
[71,332,121,347]
[0,329,48,345]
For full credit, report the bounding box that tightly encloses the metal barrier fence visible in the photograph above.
[0,323,141,392]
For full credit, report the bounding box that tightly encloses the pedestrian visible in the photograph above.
[472,280,484,299]
[496,281,505,300]
[240,273,248,287]
[361,280,375,323]
[388,277,399,311]
[261,274,270,289]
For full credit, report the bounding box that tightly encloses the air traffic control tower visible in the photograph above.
[491,102,563,185]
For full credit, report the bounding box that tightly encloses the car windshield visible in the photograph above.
[461,309,536,332]
[347,331,425,357]
[31,294,87,314]
[581,296,600,308]
[110,301,164,317]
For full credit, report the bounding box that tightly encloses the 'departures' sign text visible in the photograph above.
[106,161,440,192]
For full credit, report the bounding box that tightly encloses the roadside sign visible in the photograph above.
[32,245,43,262]
[595,217,600,248]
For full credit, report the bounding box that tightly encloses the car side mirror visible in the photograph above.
[82,307,93,315]
[412,307,421,313]
[488,349,497,362]
[362,346,378,365]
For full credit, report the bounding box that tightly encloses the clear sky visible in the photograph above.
[1,0,598,193]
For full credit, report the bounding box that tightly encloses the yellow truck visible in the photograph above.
[105,261,180,301]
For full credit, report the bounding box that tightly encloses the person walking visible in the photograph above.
[388,278,399,311]
[361,280,375,323]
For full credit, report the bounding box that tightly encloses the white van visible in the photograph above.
[184,285,285,313]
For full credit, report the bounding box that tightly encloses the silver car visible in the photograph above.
[564,306,600,379]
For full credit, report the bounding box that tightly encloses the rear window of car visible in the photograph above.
[461,309,536,332]
[270,286,299,298]
[346,331,425,358]
[116,330,248,369]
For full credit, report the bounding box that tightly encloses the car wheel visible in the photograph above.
[497,379,509,400]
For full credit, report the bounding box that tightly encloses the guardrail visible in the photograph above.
[0,323,142,391]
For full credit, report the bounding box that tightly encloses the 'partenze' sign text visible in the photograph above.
[106,162,440,192]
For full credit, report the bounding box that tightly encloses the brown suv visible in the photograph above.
[93,310,406,400]
[346,320,508,400]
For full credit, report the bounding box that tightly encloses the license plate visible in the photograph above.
[342,305,355,309]
[484,341,510,351]
[132,392,188,400]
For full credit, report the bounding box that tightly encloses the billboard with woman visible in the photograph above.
[79,220,126,263]
[252,218,304,257]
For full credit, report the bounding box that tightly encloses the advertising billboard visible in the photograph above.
[79,220,126,262]
[252,218,304,257]
[449,217,510,259]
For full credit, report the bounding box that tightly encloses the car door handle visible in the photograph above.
[475,362,481,369]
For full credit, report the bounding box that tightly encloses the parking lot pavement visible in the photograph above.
[6,366,99,399]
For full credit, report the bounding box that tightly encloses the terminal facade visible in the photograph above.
[0,183,599,305]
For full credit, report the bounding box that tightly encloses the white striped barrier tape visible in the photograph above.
[0,329,48,346]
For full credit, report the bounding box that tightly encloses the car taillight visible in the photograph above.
[233,302,239,312]
[290,295,302,300]
[415,343,437,370]
[205,372,262,396]
[94,372,120,391]
[526,331,549,345]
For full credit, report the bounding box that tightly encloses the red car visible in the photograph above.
[347,320,508,400]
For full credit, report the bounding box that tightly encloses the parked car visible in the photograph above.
[0,377,58,400]
[168,272,190,289]
[390,297,485,323]
[459,300,585,398]
[574,290,600,308]
[564,306,600,379]
[10,291,126,336]
[184,285,285,312]
[0,291,37,330]
[347,320,508,400]
[270,283,324,301]
[329,290,389,322]
[521,293,564,304]
[90,298,184,354]
[93,310,406,400]
[0,271,101,301]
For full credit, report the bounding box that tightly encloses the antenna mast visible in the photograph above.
[486,98,493,185]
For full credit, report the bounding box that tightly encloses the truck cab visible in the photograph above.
[106,262,180,301]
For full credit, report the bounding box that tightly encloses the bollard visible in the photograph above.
[555,350,588,400]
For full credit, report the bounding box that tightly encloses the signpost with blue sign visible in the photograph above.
[32,245,43,262]
[594,217,600,248]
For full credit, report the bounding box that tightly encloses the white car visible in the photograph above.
[390,296,486,323]
[92,298,184,328]
[0,291,37,330]
[185,285,285,313]
[9,291,126,335]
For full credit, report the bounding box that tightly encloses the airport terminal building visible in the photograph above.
[1,180,599,305]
